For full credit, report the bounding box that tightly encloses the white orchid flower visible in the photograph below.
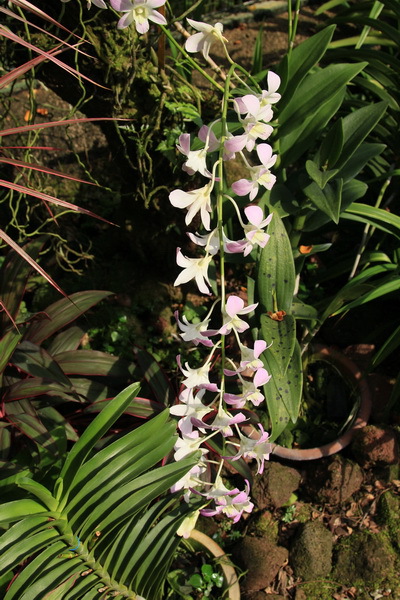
[110,0,167,33]
[185,19,228,60]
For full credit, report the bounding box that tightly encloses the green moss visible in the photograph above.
[249,511,279,542]
[295,579,338,600]
[333,530,399,593]
[377,491,400,550]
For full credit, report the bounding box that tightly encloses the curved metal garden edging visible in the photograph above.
[270,344,372,461]
[189,529,241,600]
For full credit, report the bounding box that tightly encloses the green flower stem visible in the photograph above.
[159,25,225,93]
[216,64,237,402]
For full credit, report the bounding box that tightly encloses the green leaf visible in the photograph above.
[279,62,367,138]
[25,291,111,345]
[332,101,388,170]
[260,314,296,377]
[262,340,303,441]
[1,528,61,580]
[280,88,345,167]
[305,160,339,190]
[6,400,61,456]
[16,477,58,511]
[0,499,47,526]
[335,142,386,182]
[303,178,343,223]
[277,25,336,106]
[84,396,163,419]
[319,117,344,168]
[59,381,141,496]
[133,347,175,406]
[257,212,295,314]
[344,203,400,240]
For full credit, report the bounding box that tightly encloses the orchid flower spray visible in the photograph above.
[99,2,281,533]
[165,16,280,534]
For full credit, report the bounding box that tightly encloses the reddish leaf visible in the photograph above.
[54,349,138,380]
[0,330,23,376]
[0,180,112,224]
[4,378,80,404]
[47,326,86,355]
[11,340,73,387]
[85,396,164,419]
[25,290,112,345]
[6,399,61,455]
[0,158,97,185]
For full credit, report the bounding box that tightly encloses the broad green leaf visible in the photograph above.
[1,528,60,579]
[332,277,400,316]
[0,499,47,526]
[3,541,67,600]
[0,515,52,556]
[305,160,339,189]
[344,203,400,240]
[16,477,58,511]
[303,178,343,223]
[371,323,400,368]
[279,62,367,138]
[260,314,296,377]
[257,212,295,314]
[277,25,336,105]
[59,381,141,496]
[25,291,112,345]
[335,142,386,182]
[319,117,344,168]
[291,301,319,322]
[16,555,82,600]
[332,101,388,170]
[280,88,345,167]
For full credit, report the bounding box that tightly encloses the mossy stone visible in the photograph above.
[290,521,333,580]
[333,530,396,586]
[248,510,279,542]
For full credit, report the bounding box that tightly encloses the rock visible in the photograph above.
[251,461,301,509]
[290,521,333,580]
[352,425,399,468]
[235,536,288,592]
[333,530,395,586]
[247,510,278,542]
[302,455,363,505]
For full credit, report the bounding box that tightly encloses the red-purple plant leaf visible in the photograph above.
[0,180,112,224]
[0,237,45,328]
[54,350,138,380]
[11,340,73,387]
[0,45,65,90]
[0,158,97,185]
[0,230,66,298]
[0,26,107,89]
[133,346,176,406]
[68,377,118,403]
[0,330,23,376]
[47,326,85,355]
[0,117,128,138]
[6,398,61,456]
[0,423,11,459]
[84,396,164,419]
[25,290,112,345]
[4,378,81,404]
[8,0,81,37]
[39,406,79,442]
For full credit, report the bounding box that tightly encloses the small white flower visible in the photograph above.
[174,249,213,295]
[110,0,167,33]
[169,182,213,231]
[219,295,258,335]
[185,19,228,60]
[176,354,212,389]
